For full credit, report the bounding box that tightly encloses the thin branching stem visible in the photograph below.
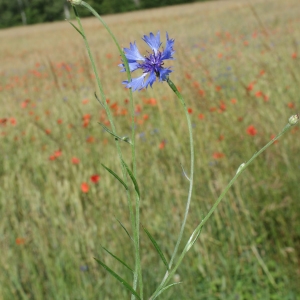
[150,120,295,299]
[73,3,142,298]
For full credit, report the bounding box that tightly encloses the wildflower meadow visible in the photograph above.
[0,0,299,299]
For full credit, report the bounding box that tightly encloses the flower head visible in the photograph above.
[120,31,175,91]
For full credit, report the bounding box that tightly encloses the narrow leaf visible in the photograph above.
[94,257,141,300]
[101,246,133,273]
[143,227,169,270]
[66,20,84,37]
[154,282,182,299]
[101,164,128,191]
[94,92,105,108]
[122,160,140,197]
[180,163,190,181]
[115,217,133,242]
[99,123,132,145]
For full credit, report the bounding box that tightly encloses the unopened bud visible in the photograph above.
[288,114,299,125]
[236,163,245,174]
[67,0,82,5]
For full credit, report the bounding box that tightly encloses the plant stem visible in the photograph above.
[73,4,142,298]
[156,77,195,283]
[150,120,295,299]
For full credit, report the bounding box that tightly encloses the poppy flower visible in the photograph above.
[16,237,25,245]
[90,174,100,184]
[212,152,225,159]
[9,117,17,125]
[120,31,175,91]
[54,150,62,157]
[198,113,205,120]
[81,182,89,193]
[71,157,80,164]
[246,125,257,136]
[159,140,166,149]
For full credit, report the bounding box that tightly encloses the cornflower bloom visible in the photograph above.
[120,31,175,91]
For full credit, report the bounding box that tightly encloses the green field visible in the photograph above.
[0,0,300,299]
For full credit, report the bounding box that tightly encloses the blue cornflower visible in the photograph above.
[120,31,175,91]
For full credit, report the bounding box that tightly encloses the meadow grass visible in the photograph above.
[0,0,300,299]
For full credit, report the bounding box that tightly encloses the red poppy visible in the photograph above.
[90,174,100,183]
[54,150,62,157]
[246,125,257,136]
[287,102,295,109]
[71,157,80,164]
[188,108,193,114]
[198,113,205,120]
[247,82,255,91]
[0,118,7,125]
[16,237,25,245]
[83,114,91,121]
[212,152,225,159]
[198,89,205,96]
[135,105,142,113]
[49,155,56,161]
[255,91,263,98]
[83,120,89,128]
[219,102,226,111]
[86,136,95,143]
[81,182,89,193]
[9,117,17,125]
[159,141,166,149]
[185,72,192,79]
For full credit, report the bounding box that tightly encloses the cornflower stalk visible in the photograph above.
[71,2,143,298]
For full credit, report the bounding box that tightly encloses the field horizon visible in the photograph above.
[0,0,300,299]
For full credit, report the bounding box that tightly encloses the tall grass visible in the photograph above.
[0,0,299,299]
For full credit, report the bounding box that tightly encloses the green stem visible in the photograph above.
[151,120,295,299]
[158,77,195,280]
[73,4,142,298]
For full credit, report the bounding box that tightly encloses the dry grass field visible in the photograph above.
[0,0,300,299]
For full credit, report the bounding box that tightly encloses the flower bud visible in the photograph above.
[288,114,299,125]
[67,0,82,5]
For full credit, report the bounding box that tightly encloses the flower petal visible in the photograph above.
[144,71,157,88]
[159,68,172,81]
[123,42,145,61]
[123,73,147,91]
[119,61,141,72]
[161,32,175,60]
[142,32,161,54]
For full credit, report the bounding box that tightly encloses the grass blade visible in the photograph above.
[101,246,133,273]
[122,159,140,198]
[94,257,141,300]
[101,164,128,191]
[143,227,169,270]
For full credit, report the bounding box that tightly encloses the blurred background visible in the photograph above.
[0,0,208,29]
